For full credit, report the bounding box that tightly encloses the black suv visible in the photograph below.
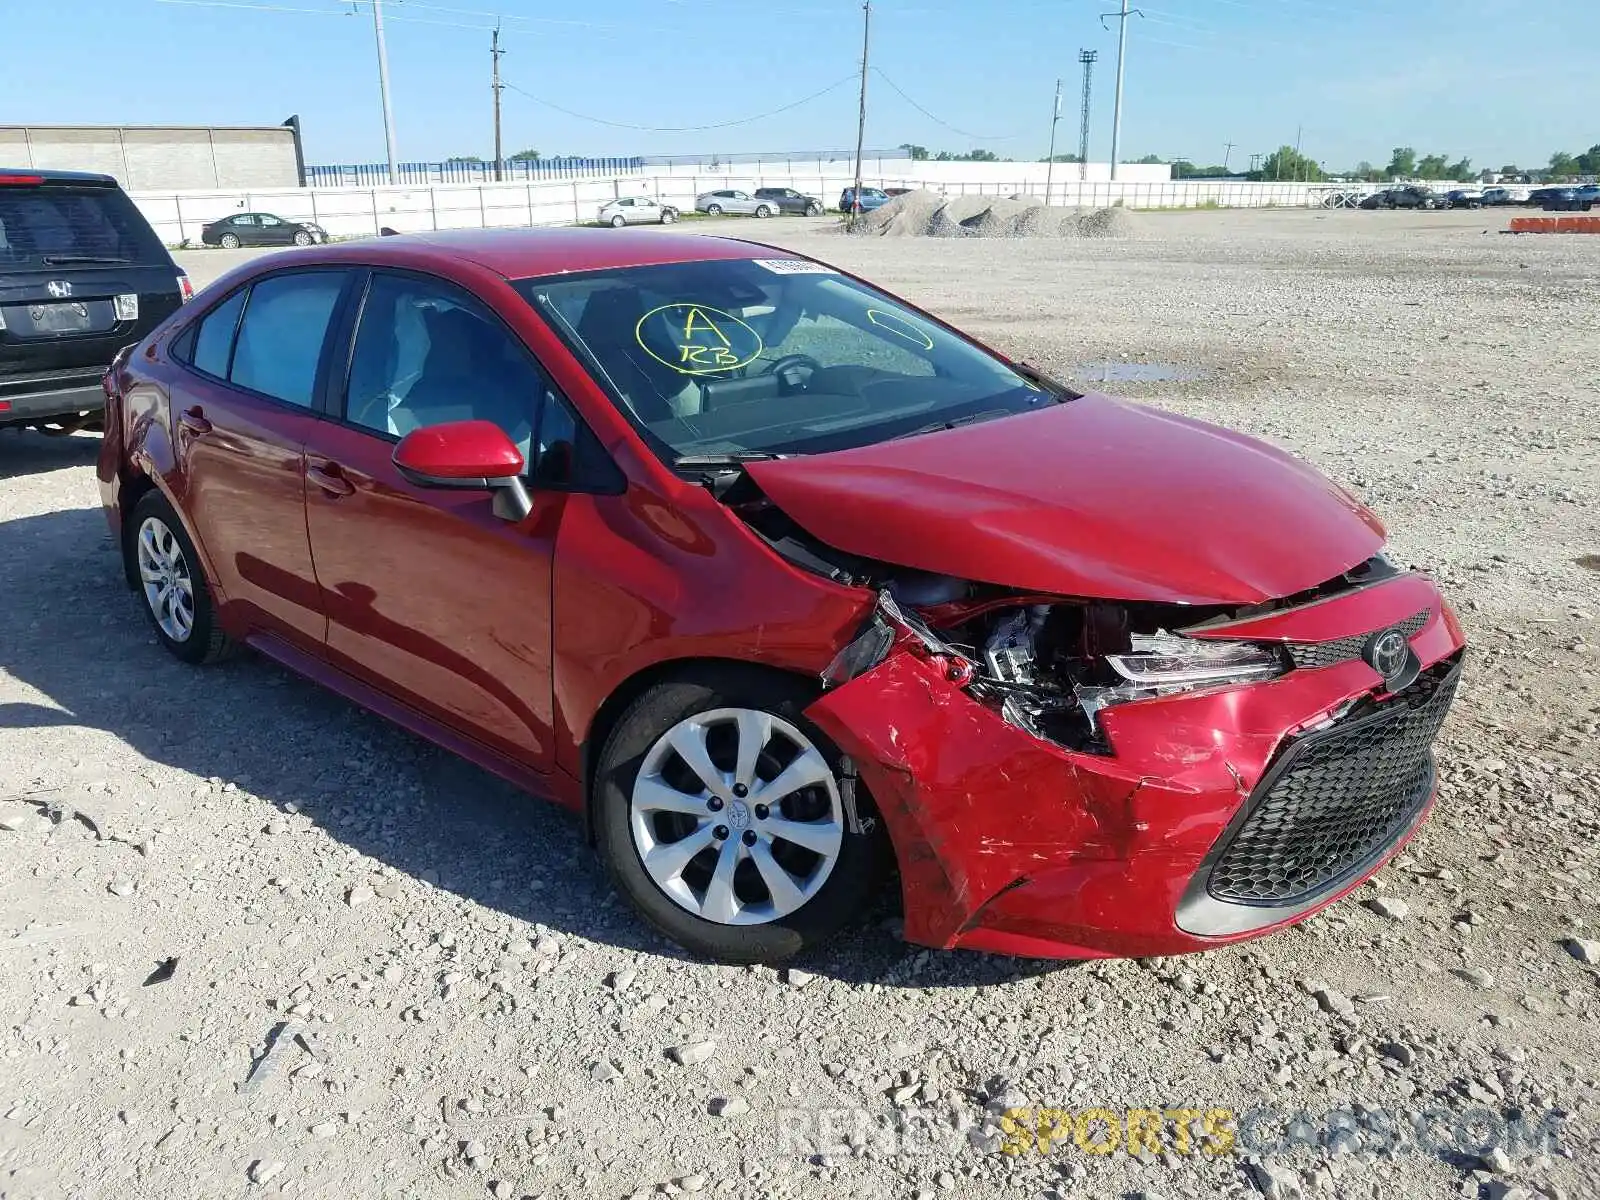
[753,187,825,216]
[1,169,189,434]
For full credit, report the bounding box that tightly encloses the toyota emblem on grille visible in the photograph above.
[46,280,72,299]
[1364,628,1411,683]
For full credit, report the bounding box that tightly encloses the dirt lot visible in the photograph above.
[2,209,1598,1200]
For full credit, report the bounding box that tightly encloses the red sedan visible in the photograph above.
[97,229,1465,964]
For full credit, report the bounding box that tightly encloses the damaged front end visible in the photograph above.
[822,581,1292,754]
[801,565,1467,959]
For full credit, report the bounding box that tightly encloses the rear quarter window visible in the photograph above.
[188,288,249,378]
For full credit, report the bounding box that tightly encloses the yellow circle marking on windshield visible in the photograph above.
[866,308,935,351]
[636,303,764,376]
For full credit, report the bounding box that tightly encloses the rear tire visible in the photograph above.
[126,491,233,666]
[706,204,723,216]
[610,215,627,228]
[593,665,883,963]
[219,233,241,250]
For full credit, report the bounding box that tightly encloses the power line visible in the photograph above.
[153,0,652,34]
[500,75,857,133]
[333,0,670,33]
[870,67,1015,142]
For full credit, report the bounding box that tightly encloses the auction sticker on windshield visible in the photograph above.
[750,259,837,275]
[636,303,764,375]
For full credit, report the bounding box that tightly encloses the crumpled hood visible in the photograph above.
[745,393,1385,606]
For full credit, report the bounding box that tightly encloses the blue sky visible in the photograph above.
[4,0,1596,171]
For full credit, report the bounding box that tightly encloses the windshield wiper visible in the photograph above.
[40,254,134,266]
[672,451,786,470]
[891,410,1011,441]
[1014,361,1081,399]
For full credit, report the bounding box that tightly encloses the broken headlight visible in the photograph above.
[1076,633,1286,730]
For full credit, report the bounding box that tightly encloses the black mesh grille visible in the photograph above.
[1285,609,1431,670]
[1207,659,1460,905]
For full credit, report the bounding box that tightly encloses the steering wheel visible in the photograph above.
[762,353,822,392]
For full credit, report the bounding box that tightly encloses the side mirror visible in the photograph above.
[393,420,533,521]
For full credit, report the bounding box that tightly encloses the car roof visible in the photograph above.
[279,227,805,279]
[0,166,119,187]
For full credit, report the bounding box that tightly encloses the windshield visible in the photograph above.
[0,185,167,268]
[517,257,1051,460]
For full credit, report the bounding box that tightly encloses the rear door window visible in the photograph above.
[229,272,347,407]
[0,184,167,267]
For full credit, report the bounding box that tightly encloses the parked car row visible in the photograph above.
[693,187,827,218]
[1528,185,1599,212]
[1359,185,1442,210]
[1357,182,1596,213]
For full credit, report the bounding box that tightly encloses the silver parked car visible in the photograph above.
[694,189,777,217]
[596,196,678,227]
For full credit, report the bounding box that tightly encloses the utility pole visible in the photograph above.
[1223,140,1236,172]
[1103,0,1138,181]
[1078,49,1097,182]
[1294,124,1303,182]
[371,0,399,184]
[850,0,871,220]
[491,25,505,181]
[1044,78,1062,205]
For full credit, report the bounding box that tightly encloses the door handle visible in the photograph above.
[306,461,356,498]
[179,407,212,435]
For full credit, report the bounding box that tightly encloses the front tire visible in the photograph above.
[661,209,676,224]
[755,205,773,218]
[594,666,882,963]
[219,233,241,250]
[293,230,313,246]
[806,202,823,216]
[126,491,233,665]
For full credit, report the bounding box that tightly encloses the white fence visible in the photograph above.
[132,173,1358,246]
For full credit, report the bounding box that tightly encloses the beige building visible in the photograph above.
[0,121,304,190]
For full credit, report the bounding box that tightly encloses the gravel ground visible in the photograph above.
[2,210,1598,1200]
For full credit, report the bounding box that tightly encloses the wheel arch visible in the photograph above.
[578,655,826,844]
[117,471,159,589]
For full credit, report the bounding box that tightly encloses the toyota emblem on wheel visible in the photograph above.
[1365,628,1411,682]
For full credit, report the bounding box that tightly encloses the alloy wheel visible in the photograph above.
[136,516,196,643]
[629,708,844,926]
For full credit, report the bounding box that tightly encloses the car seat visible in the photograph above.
[396,306,534,458]
[574,289,700,422]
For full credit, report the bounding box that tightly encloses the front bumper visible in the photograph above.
[804,572,1467,959]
